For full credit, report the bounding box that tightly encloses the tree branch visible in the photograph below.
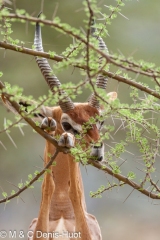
[0,149,59,203]
[0,12,160,202]
[0,81,66,152]
[0,41,160,100]
[1,13,160,79]
[1,80,160,201]
[89,160,160,199]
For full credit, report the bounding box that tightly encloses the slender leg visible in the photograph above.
[32,141,55,240]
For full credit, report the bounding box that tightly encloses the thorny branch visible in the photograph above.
[0,14,160,79]
[1,80,160,202]
[89,160,160,200]
[0,149,59,204]
[0,41,160,100]
[0,81,61,151]
[0,7,160,202]
[90,182,126,198]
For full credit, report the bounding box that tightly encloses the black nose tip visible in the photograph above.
[98,156,103,161]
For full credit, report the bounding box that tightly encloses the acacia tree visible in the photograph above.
[0,0,160,237]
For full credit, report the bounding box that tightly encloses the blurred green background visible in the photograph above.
[0,0,160,239]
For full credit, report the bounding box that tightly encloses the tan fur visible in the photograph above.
[28,104,102,240]
[1,91,117,240]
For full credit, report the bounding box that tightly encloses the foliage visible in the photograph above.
[0,0,160,205]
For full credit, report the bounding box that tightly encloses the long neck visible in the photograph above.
[48,142,86,220]
[68,158,92,240]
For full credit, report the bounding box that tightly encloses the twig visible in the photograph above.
[0,149,59,203]
[0,41,159,100]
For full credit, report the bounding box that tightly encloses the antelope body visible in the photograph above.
[28,104,104,240]
[2,17,117,240]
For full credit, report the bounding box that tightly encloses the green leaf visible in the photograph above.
[2,192,7,198]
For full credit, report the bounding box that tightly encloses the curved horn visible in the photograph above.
[88,19,109,109]
[34,17,74,113]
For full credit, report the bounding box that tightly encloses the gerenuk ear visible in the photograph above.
[107,91,117,102]
[100,91,117,112]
